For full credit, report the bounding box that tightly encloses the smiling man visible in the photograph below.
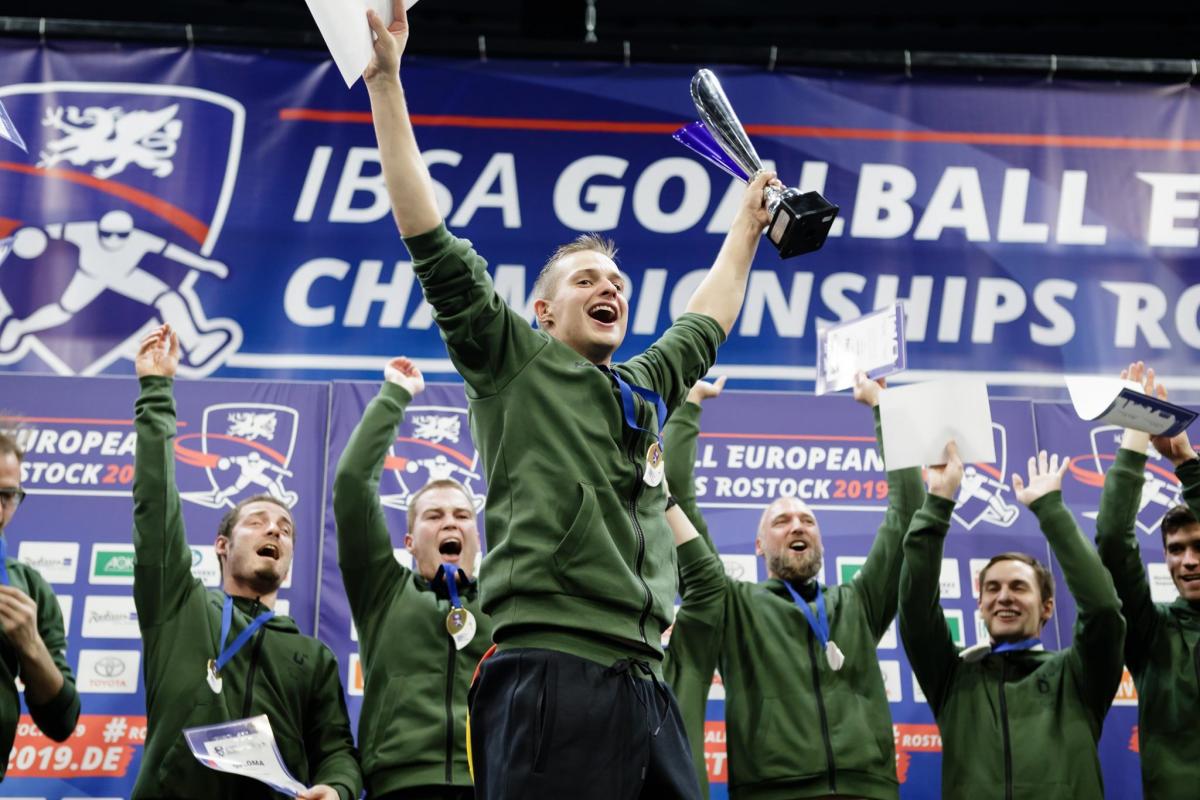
[900,446,1125,799]
[661,375,925,800]
[334,357,492,800]
[1094,363,1200,799]
[131,324,361,800]
[361,4,781,798]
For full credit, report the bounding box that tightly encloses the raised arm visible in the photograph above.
[1015,452,1125,719]
[333,357,422,618]
[131,324,196,627]
[364,2,441,238]
[1096,362,1167,668]
[684,172,777,334]
[663,378,725,553]
[850,375,927,639]
[899,442,963,716]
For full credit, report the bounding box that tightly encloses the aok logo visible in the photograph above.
[90,544,136,585]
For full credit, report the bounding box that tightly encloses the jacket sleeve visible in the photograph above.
[620,313,726,414]
[852,407,926,640]
[664,537,728,800]
[1032,491,1126,722]
[305,646,363,800]
[405,223,547,396]
[132,375,198,628]
[333,382,413,628]
[899,494,960,716]
[24,572,79,741]
[1094,447,1160,672]
[1177,456,1200,536]
[663,402,716,555]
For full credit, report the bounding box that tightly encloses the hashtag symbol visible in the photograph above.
[102,716,128,743]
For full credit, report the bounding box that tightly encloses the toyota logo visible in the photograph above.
[94,656,126,678]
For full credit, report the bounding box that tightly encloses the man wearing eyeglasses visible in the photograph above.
[0,431,81,782]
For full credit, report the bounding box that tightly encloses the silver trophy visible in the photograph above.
[680,69,838,258]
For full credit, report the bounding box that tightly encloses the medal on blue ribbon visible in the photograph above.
[605,368,668,487]
[783,580,844,671]
[206,595,275,694]
[442,562,476,650]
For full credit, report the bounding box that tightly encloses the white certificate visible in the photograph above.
[304,0,421,88]
[815,302,907,396]
[878,378,996,471]
[1065,376,1197,437]
[184,715,308,796]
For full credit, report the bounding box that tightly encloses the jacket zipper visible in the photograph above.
[241,600,267,719]
[625,394,653,646]
[998,658,1012,800]
[444,621,457,784]
[804,623,837,794]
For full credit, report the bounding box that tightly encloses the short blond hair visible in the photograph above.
[406,479,476,531]
[532,234,618,300]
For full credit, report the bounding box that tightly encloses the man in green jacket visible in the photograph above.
[334,356,494,800]
[900,445,1125,799]
[363,4,778,797]
[1094,362,1200,799]
[131,324,361,800]
[0,430,80,783]
[663,375,925,800]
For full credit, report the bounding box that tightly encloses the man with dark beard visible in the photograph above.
[662,374,925,800]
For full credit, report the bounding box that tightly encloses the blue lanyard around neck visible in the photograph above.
[603,367,667,450]
[442,562,463,609]
[782,579,832,649]
[992,637,1041,654]
[214,595,275,674]
[0,537,8,586]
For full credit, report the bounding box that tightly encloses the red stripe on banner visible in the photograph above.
[7,714,145,778]
[277,109,1200,151]
[173,432,289,468]
[0,162,210,244]
[0,217,21,238]
[393,437,475,467]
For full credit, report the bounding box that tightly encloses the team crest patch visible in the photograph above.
[379,404,486,513]
[0,82,244,377]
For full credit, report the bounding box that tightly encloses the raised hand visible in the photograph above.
[1012,450,1069,507]
[1139,378,1200,466]
[736,171,782,232]
[363,1,410,84]
[686,375,727,406]
[384,356,425,397]
[927,440,964,501]
[853,371,885,408]
[135,324,179,379]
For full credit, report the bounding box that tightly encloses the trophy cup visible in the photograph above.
[674,69,839,258]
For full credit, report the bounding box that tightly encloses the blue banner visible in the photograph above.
[1,39,1200,398]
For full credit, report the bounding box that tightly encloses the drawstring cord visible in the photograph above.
[609,658,671,736]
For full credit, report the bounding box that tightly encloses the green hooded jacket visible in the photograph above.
[132,376,362,799]
[333,381,495,797]
[662,401,925,800]
[1095,448,1200,800]
[0,555,80,782]
[404,224,724,673]
[900,491,1125,799]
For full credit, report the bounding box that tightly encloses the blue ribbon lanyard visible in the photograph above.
[993,637,1041,654]
[214,595,275,674]
[783,579,832,649]
[442,562,463,609]
[605,368,668,451]
[0,536,8,586]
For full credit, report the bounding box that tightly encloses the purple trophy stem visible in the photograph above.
[672,121,750,183]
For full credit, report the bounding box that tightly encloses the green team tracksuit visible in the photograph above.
[1095,448,1200,799]
[0,555,80,782]
[404,223,724,671]
[662,401,925,800]
[333,381,494,798]
[132,376,362,799]
[900,491,1125,799]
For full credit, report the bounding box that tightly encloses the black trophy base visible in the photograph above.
[766,190,840,258]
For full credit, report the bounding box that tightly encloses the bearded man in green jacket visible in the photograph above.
[131,324,361,800]
[662,374,925,800]
[362,2,780,797]
[900,444,1125,800]
[334,356,493,800]
[1094,362,1200,800]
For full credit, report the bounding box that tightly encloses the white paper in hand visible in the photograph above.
[879,379,996,470]
[1065,376,1197,437]
[815,302,907,395]
[305,0,420,89]
[184,715,308,795]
